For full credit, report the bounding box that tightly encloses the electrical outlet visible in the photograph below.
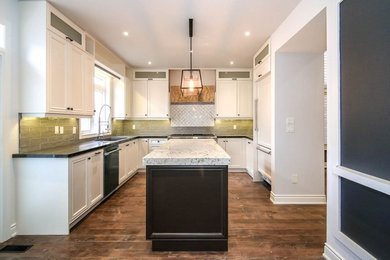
[132,124,136,130]
[54,126,59,134]
[72,126,77,134]
[60,126,64,134]
[292,174,298,184]
[233,125,237,130]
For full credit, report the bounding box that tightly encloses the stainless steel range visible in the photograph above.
[168,134,217,140]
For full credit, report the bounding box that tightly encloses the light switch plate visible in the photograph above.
[233,125,237,130]
[286,117,295,133]
[292,174,298,184]
[132,124,136,130]
[54,126,59,134]
[60,126,64,134]
[72,126,76,134]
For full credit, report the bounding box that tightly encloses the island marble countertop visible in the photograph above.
[143,139,231,166]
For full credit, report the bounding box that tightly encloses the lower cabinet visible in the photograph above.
[246,140,254,177]
[119,140,138,184]
[218,138,246,169]
[69,149,103,223]
[138,138,149,169]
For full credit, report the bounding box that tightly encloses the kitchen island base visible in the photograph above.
[146,165,228,251]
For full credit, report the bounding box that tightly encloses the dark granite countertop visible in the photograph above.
[13,135,252,158]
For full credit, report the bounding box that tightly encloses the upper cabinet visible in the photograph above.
[19,1,95,117]
[131,70,169,119]
[215,70,253,119]
[253,41,270,81]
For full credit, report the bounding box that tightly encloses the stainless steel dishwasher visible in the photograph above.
[103,144,120,198]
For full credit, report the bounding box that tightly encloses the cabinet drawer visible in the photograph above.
[257,147,271,182]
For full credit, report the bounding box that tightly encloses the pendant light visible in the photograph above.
[180,19,203,96]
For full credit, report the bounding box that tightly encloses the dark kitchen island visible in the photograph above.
[143,139,231,251]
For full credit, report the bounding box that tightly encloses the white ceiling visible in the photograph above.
[48,0,301,68]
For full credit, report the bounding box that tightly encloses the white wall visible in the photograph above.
[273,52,325,200]
[0,0,19,242]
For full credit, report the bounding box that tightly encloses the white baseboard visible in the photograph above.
[323,243,343,260]
[270,191,326,204]
[10,223,17,237]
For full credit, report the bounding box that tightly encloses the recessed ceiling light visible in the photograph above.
[245,31,251,37]
[230,61,234,65]
[123,31,129,36]
[148,61,152,65]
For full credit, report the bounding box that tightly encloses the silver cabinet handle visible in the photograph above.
[104,148,121,156]
[257,145,271,155]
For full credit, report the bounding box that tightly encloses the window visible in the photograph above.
[80,66,112,138]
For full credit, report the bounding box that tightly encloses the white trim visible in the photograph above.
[270,191,326,204]
[323,243,343,260]
[334,166,390,196]
[10,223,16,237]
[335,231,375,260]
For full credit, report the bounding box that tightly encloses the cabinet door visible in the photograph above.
[47,31,67,113]
[129,140,138,176]
[216,80,237,117]
[119,144,127,184]
[70,156,88,221]
[225,139,245,168]
[68,44,84,113]
[138,139,149,168]
[237,80,252,118]
[132,81,148,117]
[148,80,169,118]
[217,139,226,150]
[84,54,95,115]
[246,140,254,177]
[257,75,271,147]
[113,77,126,118]
[89,151,103,206]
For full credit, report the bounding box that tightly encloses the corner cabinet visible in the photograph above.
[19,1,95,117]
[131,70,169,119]
[215,70,252,119]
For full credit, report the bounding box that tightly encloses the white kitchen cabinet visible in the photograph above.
[113,76,131,119]
[215,70,252,119]
[69,155,89,222]
[237,81,253,117]
[119,143,127,184]
[131,79,169,119]
[68,44,84,113]
[254,42,270,80]
[69,149,104,222]
[83,54,95,115]
[148,81,170,118]
[256,74,271,148]
[138,138,149,169]
[19,1,94,117]
[218,138,246,169]
[216,81,237,117]
[132,81,148,117]
[246,140,254,177]
[88,150,103,206]
[47,31,68,113]
[119,140,139,184]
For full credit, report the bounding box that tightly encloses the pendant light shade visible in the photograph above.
[180,19,203,96]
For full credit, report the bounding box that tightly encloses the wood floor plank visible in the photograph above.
[0,172,326,259]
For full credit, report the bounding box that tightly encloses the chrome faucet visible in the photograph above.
[97,104,111,139]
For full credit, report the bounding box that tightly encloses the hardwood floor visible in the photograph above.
[0,172,326,259]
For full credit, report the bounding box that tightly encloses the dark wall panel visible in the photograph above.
[340,0,390,181]
[341,178,390,259]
